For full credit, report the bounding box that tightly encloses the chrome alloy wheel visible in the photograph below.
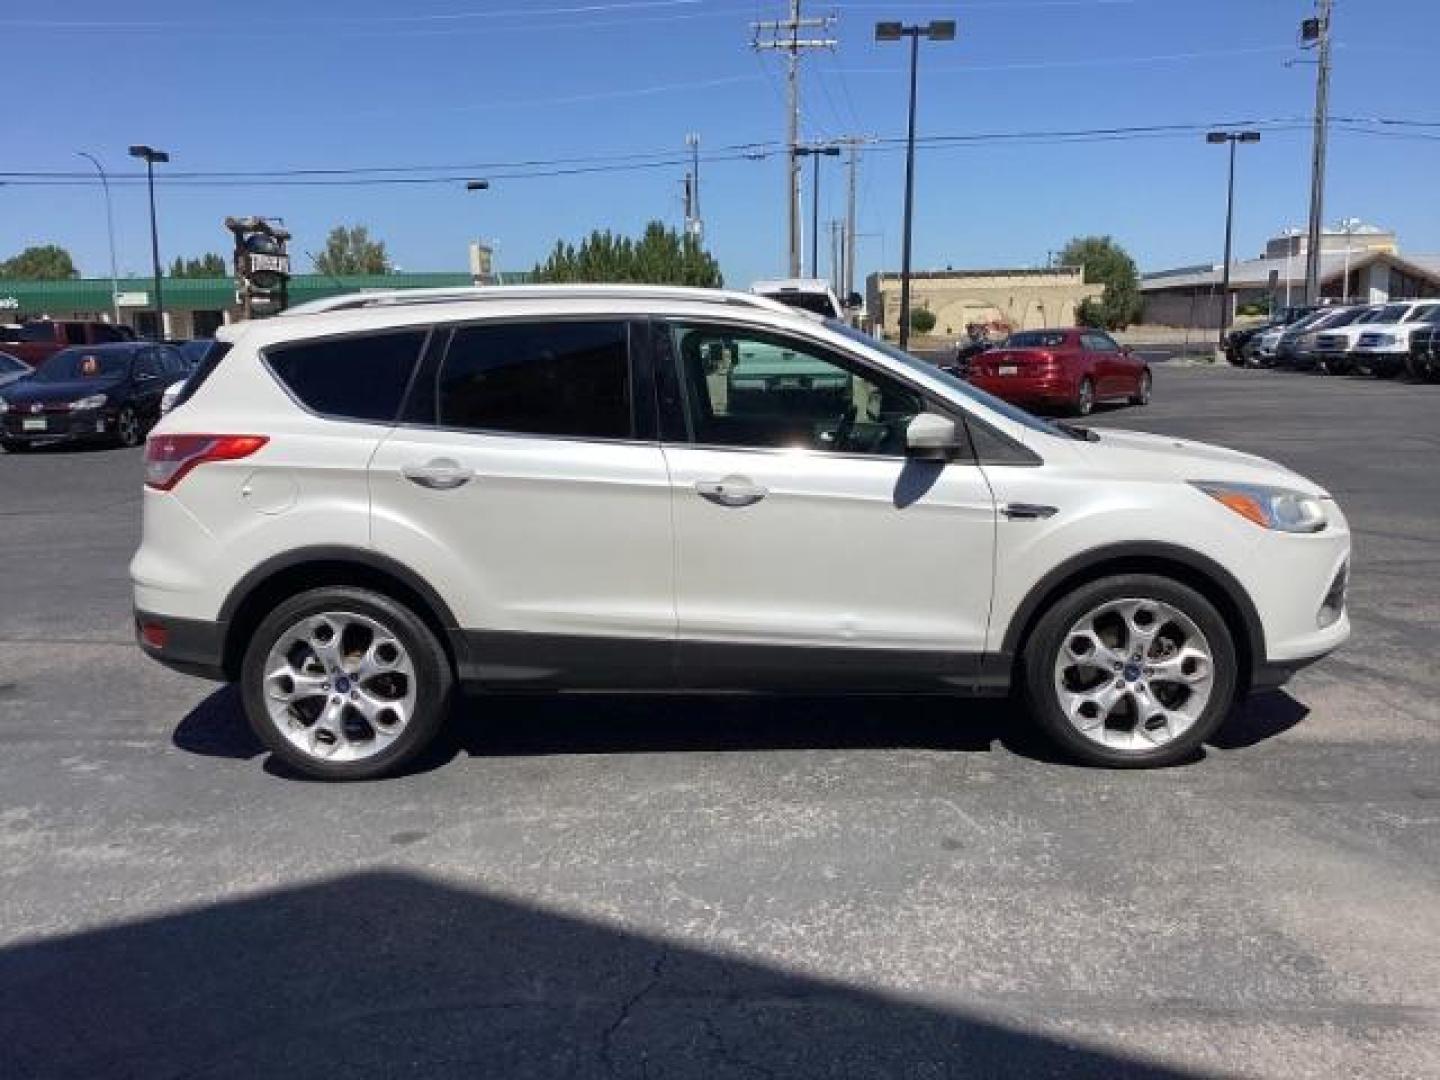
[262,610,417,764]
[1052,597,1216,752]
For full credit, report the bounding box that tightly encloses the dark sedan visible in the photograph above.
[0,342,188,452]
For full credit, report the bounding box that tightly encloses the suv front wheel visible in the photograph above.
[1022,574,1237,768]
[240,587,453,780]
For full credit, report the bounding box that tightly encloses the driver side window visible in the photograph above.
[669,323,924,456]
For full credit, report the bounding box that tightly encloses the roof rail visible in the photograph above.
[280,284,798,318]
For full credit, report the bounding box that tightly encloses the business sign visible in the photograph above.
[0,296,18,311]
[117,291,150,308]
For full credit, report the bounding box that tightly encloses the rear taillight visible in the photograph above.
[144,434,268,491]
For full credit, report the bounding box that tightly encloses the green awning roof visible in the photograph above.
[0,271,532,318]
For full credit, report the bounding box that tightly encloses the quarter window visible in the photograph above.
[435,321,633,439]
[669,323,924,456]
[267,330,427,422]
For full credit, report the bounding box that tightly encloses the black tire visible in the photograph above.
[1073,377,1095,416]
[1,439,33,454]
[116,405,143,448]
[240,586,453,780]
[1020,574,1238,768]
[1128,370,1152,406]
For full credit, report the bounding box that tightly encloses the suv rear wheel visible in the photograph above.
[1021,574,1237,768]
[240,586,453,780]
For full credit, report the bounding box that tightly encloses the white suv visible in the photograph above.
[132,285,1351,779]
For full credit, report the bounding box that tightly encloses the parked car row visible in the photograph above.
[946,327,1152,416]
[0,339,217,453]
[1227,300,1440,380]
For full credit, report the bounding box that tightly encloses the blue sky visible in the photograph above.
[2,0,1435,287]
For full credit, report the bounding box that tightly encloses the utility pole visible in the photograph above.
[684,133,703,241]
[1301,0,1333,304]
[834,135,875,303]
[752,2,836,277]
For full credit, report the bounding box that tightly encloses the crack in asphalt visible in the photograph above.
[599,945,670,1077]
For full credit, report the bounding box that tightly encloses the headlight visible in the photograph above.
[0,396,8,414]
[70,394,108,411]
[1191,481,1328,533]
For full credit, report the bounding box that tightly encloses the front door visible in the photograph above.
[658,320,998,690]
[369,319,675,688]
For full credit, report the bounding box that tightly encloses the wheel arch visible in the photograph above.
[998,542,1265,690]
[217,546,459,682]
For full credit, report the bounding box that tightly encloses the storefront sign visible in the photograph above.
[117,291,150,308]
[0,296,18,311]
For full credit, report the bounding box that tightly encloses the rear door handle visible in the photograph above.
[401,458,474,490]
[695,477,768,508]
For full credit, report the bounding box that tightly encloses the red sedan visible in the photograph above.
[966,328,1151,416]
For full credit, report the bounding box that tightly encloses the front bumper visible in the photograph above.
[1,408,115,443]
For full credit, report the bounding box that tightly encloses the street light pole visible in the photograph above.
[876,19,955,351]
[77,152,119,325]
[464,180,492,283]
[128,144,169,338]
[795,144,840,278]
[1206,130,1260,351]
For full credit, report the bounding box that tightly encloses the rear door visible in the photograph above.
[368,318,675,688]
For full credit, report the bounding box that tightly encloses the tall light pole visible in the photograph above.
[1301,0,1333,304]
[1206,130,1260,349]
[77,152,119,325]
[464,180,492,283]
[876,19,955,350]
[128,144,169,337]
[1338,216,1361,302]
[795,144,840,278]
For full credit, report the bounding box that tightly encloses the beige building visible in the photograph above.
[865,267,1103,339]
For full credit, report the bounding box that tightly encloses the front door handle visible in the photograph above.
[401,458,474,491]
[695,476,768,508]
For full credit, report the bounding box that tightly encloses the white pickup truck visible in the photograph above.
[1348,299,1440,376]
[1310,299,1440,376]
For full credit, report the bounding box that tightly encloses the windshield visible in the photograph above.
[33,347,132,382]
[1003,331,1067,349]
[1319,308,1367,329]
[825,320,1064,438]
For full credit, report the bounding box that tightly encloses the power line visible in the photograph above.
[3,117,1429,189]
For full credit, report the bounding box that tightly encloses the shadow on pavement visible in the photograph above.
[174,681,1312,779]
[0,870,1202,1079]
[173,685,1068,776]
[1207,690,1309,750]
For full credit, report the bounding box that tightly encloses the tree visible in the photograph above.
[314,225,390,276]
[1059,235,1142,330]
[909,307,937,335]
[532,221,722,287]
[168,253,228,278]
[0,245,78,280]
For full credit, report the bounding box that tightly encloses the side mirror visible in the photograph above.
[1119,344,1134,355]
[905,411,961,460]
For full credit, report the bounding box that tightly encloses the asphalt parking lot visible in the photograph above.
[1,365,1436,1079]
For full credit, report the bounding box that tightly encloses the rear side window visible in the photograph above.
[267,331,427,422]
[435,321,632,439]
